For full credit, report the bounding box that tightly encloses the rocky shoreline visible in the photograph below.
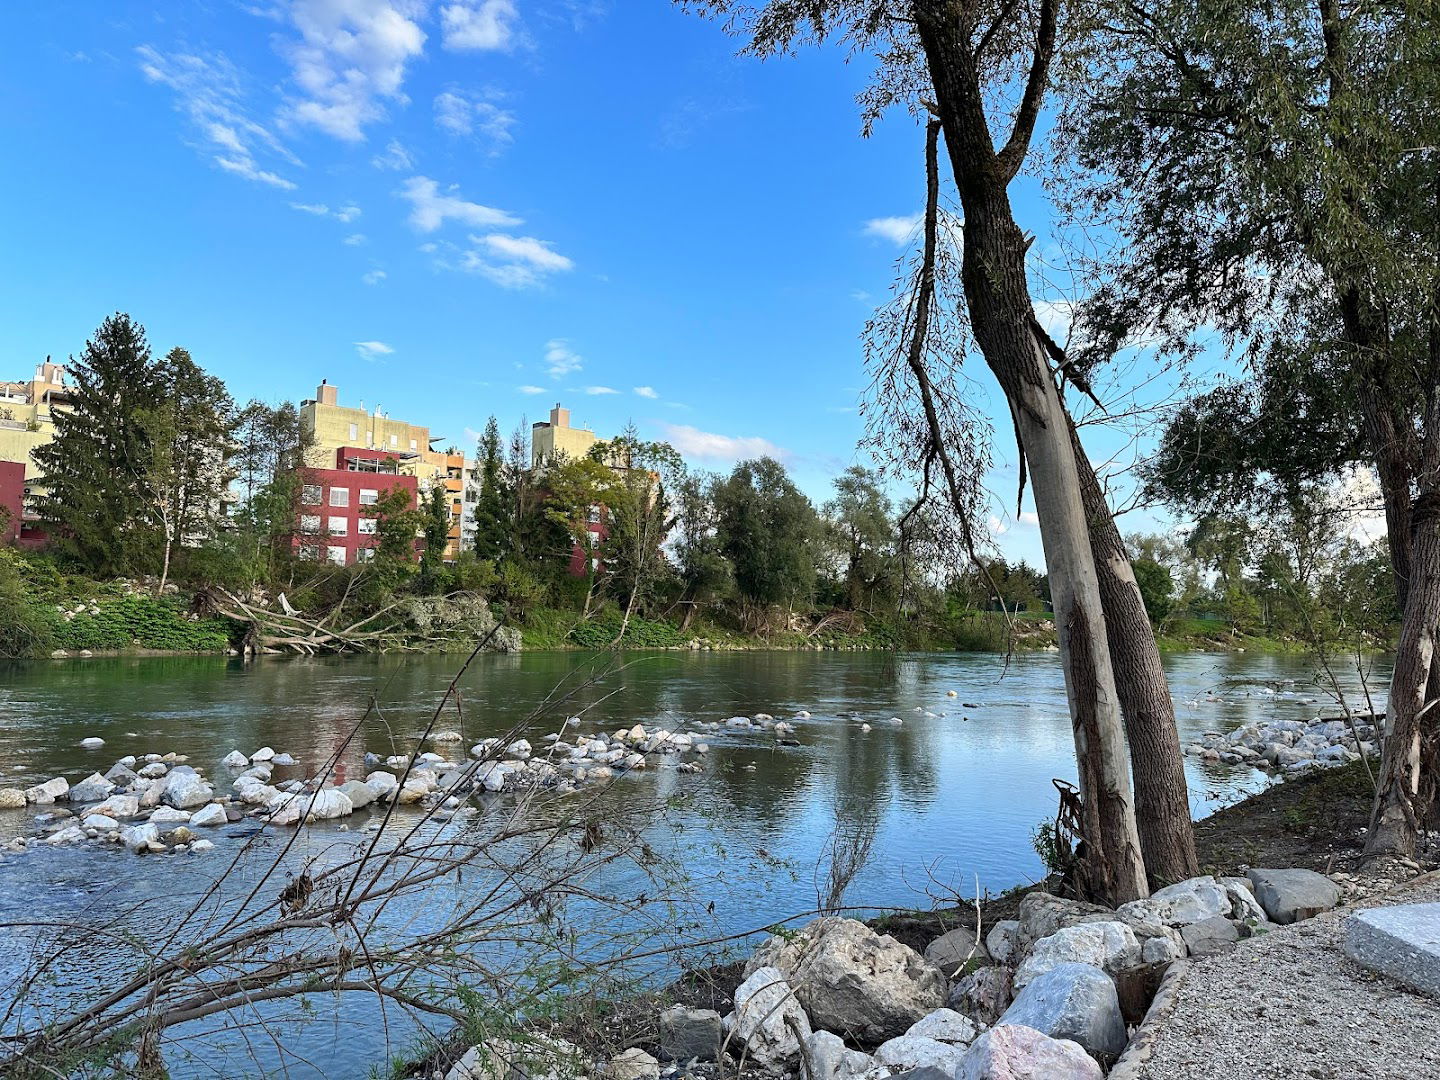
[1182,711,1379,773]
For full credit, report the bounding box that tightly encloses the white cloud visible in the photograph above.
[434,88,516,150]
[344,233,367,245]
[476,234,573,272]
[335,203,362,222]
[863,213,922,246]
[544,340,582,379]
[441,0,519,50]
[660,423,789,464]
[291,201,363,223]
[291,201,330,215]
[214,155,297,189]
[278,0,427,142]
[584,386,618,395]
[517,384,546,394]
[633,386,658,399]
[371,138,414,171]
[136,45,299,189]
[1032,299,1074,340]
[354,340,394,358]
[438,232,574,289]
[399,175,521,232]
[363,269,387,285]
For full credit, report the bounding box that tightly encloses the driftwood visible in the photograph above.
[200,587,513,656]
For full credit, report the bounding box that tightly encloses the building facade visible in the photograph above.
[531,403,598,467]
[296,447,418,567]
[300,381,467,560]
[0,360,71,548]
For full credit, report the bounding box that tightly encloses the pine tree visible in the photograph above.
[471,417,511,561]
[33,314,166,575]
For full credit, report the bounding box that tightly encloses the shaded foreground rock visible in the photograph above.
[658,1005,721,1062]
[1343,903,1440,998]
[997,962,1125,1061]
[803,1030,882,1080]
[747,918,946,1043]
[955,1024,1102,1079]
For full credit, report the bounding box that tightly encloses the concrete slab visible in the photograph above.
[1343,903,1440,997]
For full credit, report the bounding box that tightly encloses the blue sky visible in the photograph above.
[0,1,1183,567]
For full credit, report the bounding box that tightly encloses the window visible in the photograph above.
[328,516,348,536]
[327,546,347,566]
[356,547,374,562]
[587,505,602,525]
[329,487,349,507]
[298,544,319,561]
[359,488,379,506]
[348,423,359,441]
[357,517,377,535]
[409,439,417,450]
[300,514,321,534]
[301,484,321,505]
[390,434,398,447]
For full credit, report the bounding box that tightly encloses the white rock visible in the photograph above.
[1014,922,1140,988]
[92,794,140,819]
[251,747,275,762]
[987,920,1021,965]
[82,814,119,831]
[25,776,69,804]
[874,1035,968,1073]
[80,737,105,749]
[149,806,192,825]
[222,751,250,768]
[189,803,228,827]
[121,823,160,853]
[906,1008,980,1046]
[190,839,215,853]
[47,825,88,844]
[365,770,399,797]
[162,770,214,810]
[802,1031,882,1080]
[727,966,811,1064]
[955,1024,1102,1079]
[1116,875,1230,928]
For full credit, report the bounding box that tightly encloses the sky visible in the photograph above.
[0,0,1183,568]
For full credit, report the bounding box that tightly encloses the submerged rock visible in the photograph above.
[221,750,250,768]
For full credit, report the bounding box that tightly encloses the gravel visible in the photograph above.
[1133,871,1440,1079]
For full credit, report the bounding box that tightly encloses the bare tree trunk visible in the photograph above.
[1072,429,1199,884]
[915,0,1147,904]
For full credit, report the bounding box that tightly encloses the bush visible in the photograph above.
[52,595,232,652]
[0,552,55,658]
[568,612,685,649]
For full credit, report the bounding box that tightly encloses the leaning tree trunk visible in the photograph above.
[915,0,1147,905]
[1073,427,1199,885]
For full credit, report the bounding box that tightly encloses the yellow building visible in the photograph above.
[300,381,468,560]
[531,403,598,467]
[0,359,71,476]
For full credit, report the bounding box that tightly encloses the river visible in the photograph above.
[0,649,1385,1077]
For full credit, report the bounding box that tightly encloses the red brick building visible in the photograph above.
[296,447,418,566]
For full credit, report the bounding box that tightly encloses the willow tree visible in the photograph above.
[685,0,1163,902]
[1060,0,1440,857]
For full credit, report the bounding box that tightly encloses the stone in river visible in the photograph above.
[1246,868,1340,924]
[121,822,160,853]
[25,776,70,805]
[189,803,228,827]
[68,773,113,803]
[251,747,275,762]
[190,839,216,853]
[162,770,214,810]
[0,788,27,810]
[339,779,377,809]
[149,806,192,825]
[80,737,105,749]
[137,762,168,779]
[93,794,140,818]
[82,813,120,831]
[221,751,249,768]
[1344,903,1440,998]
[271,753,298,766]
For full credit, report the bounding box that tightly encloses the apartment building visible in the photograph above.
[296,447,419,566]
[531,403,597,467]
[0,359,70,548]
[300,381,468,560]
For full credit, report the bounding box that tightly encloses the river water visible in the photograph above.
[0,649,1385,1077]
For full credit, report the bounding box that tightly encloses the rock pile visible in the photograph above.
[1183,714,1379,775]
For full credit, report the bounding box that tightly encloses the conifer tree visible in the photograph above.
[471,417,511,562]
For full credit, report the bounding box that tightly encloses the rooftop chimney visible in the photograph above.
[317,380,338,406]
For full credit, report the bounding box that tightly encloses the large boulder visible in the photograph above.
[24,776,69,805]
[874,1036,968,1074]
[1014,922,1139,989]
[996,962,1126,1061]
[726,966,811,1064]
[659,1006,721,1062]
[1343,903,1440,997]
[904,1008,979,1046]
[1180,916,1240,957]
[803,1031,883,1080]
[925,928,988,978]
[1016,894,1110,951]
[955,1024,1102,1080]
[339,779,377,809]
[746,917,946,1043]
[189,803,228,828]
[948,965,1013,1027]
[986,921,1021,965]
[1116,876,1229,928]
[92,794,140,818]
[162,769,215,810]
[121,822,160,853]
[1246,868,1340,924]
[68,773,113,803]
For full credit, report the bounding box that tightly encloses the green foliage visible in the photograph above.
[713,457,819,616]
[471,416,512,562]
[568,611,685,649]
[51,596,231,652]
[1132,556,1174,625]
[1031,819,1071,878]
[0,551,55,658]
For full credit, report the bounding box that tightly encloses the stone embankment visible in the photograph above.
[434,869,1345,1080]
[0,718,736,856]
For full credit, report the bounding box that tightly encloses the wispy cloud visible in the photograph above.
[517,384,546,394]
[431,232,575,289]
[344,233,367,246]
[398,176,521,232]
[371,138,414,171]
[435,88,516,152]
[354,340,394,359]
[863,213,922,246]
[136,44,299,190]
[278,0,427,142]
[583,386,618,395]
[660,423,789,464]
[362,269,387,285]
[292,201,363,223]
[544,340,582,379]
[633,386,658,399]
[441,0,519,51]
